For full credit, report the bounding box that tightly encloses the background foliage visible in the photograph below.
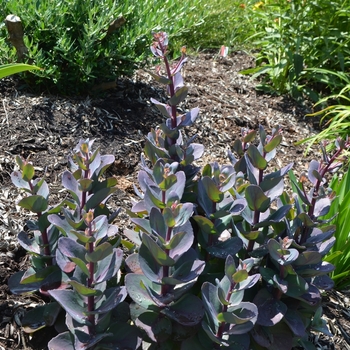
[0,0,225,94]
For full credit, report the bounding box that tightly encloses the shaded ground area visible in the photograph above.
[0,51,347,349]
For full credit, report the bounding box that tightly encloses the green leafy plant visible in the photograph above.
[9,32,350,349]
[0,0,233,94]
[239,0,350,101]
[297,84,350,154]
[322,168,350,290]
[0,62,40,78]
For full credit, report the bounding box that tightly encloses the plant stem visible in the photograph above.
[87,220,95,334]
[28,181,52,265]
[161,226,172,296]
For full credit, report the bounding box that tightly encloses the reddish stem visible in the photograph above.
[87,220,95,334]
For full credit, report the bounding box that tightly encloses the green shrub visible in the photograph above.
[239,0,350,101]
[0,0,221,94]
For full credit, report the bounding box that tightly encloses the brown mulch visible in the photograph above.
[0,50,348,349]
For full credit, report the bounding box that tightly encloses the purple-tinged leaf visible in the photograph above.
[20,266,56,285]
[165,228,193,253]
[192,215,216,235]
[265,163,294,180]
[62,171,80,204]
[293,251,322,266]
[137,169,152,193]
[70,257,90,276]
[230,198,247,216]
[95,248,123,283]
[186,143,204,161]
[11,170,31,190]
[135,311,172,343]
[267,239,299,265]
[147,70,172,85]
[163,259,205,285]
[313,274,334,290]
[85,187,117,211]
[202,282,221,326]
[150,207,166,239]
[262,177,284,200]
[255,205,292,227]
[78,178,93,192]
[150,98,172,118]
[86,242,113,263]
[94,154,115,178]
[284,309,306,337]
[245,185,270,212]
[91,215,109,243]
[219,166,236,192]
[48,289,87,324]
[142,234,175,266]
[173,71,184,90]
[206,237,243,260]
[125,253,142,274]
[170,56,187,75]
[299,284,321,306]
[265,147,277,162]
[264,134,282,153]
[162,294,204,326]
[314,197,331,217]
[168,86,188,106]
[297,212,314,227]
[69,280,101,297]
[48,214,74,237]
[201,176,224,203]
[220,302,258,335]
[305,226,335,245]
[58,237,86,261]
[91,287,127,314]
[159,174,177,191]
[178,107,200,127]
[247,144,267,170]
[174,203,194,227]
[317,236,335,256]
[224,255,236,279]
[125,274,157,308]
[123,229,142,247]
[33,178,49,199]
[166,171,186,201]
[56,248,76,273]
[273,275,288,293]
[8,271,45,294]
[150,45,163,57]
[308,160,320,185]
[48,332,75,350]
[254,289,287,326]
[235,273,260,291]
[18,195,48,213]
[21,302,61,333]
[17,231,40,254]
[298,261,335,278]
[131,218,152,235]
[284,274,308,298]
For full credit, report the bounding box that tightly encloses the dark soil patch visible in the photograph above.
[0,50,347,349]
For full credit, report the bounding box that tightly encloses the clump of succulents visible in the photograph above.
[8,31,350,349]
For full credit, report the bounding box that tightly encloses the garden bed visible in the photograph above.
[0,51,348,349]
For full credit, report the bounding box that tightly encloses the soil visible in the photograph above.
[0,50,348,349]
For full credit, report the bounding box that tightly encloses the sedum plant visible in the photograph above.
[9,32,350,349]
[123,32,349,349]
